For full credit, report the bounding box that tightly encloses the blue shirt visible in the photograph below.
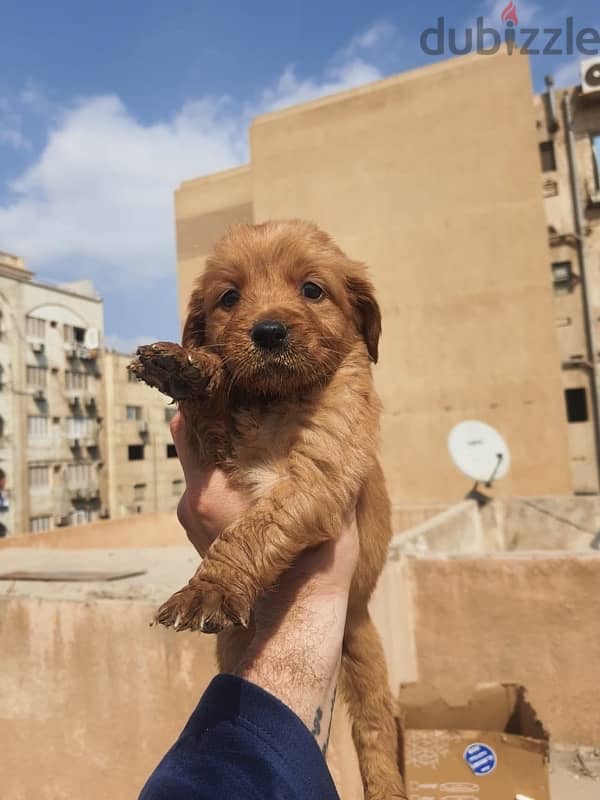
[139,674,340,799]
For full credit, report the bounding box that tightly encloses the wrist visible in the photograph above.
[236,589,348,743]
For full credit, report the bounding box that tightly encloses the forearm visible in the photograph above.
[236,586,348,754]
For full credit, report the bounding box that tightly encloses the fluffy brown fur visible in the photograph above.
[130,219,406,799]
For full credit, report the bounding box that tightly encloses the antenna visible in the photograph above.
[448,421,511,492]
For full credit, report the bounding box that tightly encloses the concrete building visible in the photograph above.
[174,50,573,506]
[535,67,600,494]
[102,350,183,519]
[0,252,105,536]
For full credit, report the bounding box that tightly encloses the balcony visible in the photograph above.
[65,344,97,361]
[67,486,100,502]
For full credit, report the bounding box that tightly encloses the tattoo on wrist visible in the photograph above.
[322,687,337,755]
[312,685,337,756]
[311,706,323,737]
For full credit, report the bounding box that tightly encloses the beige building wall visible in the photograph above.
[175,166,253,327]
[0,253,104,536]
[175,51,572,505]
[103,351,183,518]
[534,82,600,493]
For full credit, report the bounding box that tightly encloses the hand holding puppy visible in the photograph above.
[170,410,359,751]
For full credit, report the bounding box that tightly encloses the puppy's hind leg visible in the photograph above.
[341,607,406,800]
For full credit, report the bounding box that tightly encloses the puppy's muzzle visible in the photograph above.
[251,319,288,351]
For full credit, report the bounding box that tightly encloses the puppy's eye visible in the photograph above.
[220,289,240,309]
[301,282,324,301]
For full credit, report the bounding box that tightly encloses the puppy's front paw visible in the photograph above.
[129,342,222,401]
[155,579,251,634]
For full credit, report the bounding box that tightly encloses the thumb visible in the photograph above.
[169,411,201,478]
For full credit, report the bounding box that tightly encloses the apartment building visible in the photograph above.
[535,60,600,493]
[0,251,104,536]
[102,350,183,519]
[173,51,573,505]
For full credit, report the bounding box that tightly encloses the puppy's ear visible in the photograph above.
[182,287,205,348]
[345,267,382,363]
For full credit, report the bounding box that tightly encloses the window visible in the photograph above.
[539,141,556,172]
[25,315,45,338]
[133,482,146,501]
[166,443,178,459]
[26,366,47,387]
[28,415,48,439]
[65,371,88,390]
[128,445,145,461]
[30,515,51,533]
[565,387,589,423]
[551,261,573,294]
[592,134,600,189]
[126,405,142,421]
[71,509,93,526]
[66,416,94,439]
[164,406,177,422]
[29,464,50,490]
[66,462,93,488]
[172,478,184,497]
[64,324,86,344]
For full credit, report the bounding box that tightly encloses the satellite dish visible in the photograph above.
[448,420,510,486]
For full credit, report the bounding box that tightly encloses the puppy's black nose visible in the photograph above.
[251,320,288,350]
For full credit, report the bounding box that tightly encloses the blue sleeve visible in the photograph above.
[139,674,340,800]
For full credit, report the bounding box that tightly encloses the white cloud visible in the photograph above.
[0,97,30,151]
[258,59,381,112]
[0,24,389,285]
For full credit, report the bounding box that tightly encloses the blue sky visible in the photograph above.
[0,0,597,350]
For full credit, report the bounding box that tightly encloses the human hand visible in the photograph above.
[170,412,247,556]
[171,410,359,750]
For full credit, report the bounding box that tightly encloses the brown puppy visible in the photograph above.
[130,219,406,799]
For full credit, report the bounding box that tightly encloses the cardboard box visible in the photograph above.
[399,683,550,800]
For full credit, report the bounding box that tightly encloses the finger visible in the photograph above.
[169,412,201,477]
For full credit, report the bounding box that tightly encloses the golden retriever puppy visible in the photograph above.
[130,219,405,799]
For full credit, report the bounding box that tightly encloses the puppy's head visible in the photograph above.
[182,220,381,397]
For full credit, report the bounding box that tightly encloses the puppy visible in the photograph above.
[130,219,406,800]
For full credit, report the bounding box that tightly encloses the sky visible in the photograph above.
[0,0,598,351]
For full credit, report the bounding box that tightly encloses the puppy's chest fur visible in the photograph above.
[217,353,378,504]
[225,398,319,502]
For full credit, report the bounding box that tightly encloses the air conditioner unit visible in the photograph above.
[33,389,46,401]
[32,342,45,354]
[84,328,99,349]
[138,420,149,436]
[68,395,81,406]
[581,58,600,95]
[586,178,600,207]
[68,437,81,448]
[77,345,95,360]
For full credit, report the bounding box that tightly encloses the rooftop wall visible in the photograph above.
[1,530,598,799]
[0,511,181,550]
